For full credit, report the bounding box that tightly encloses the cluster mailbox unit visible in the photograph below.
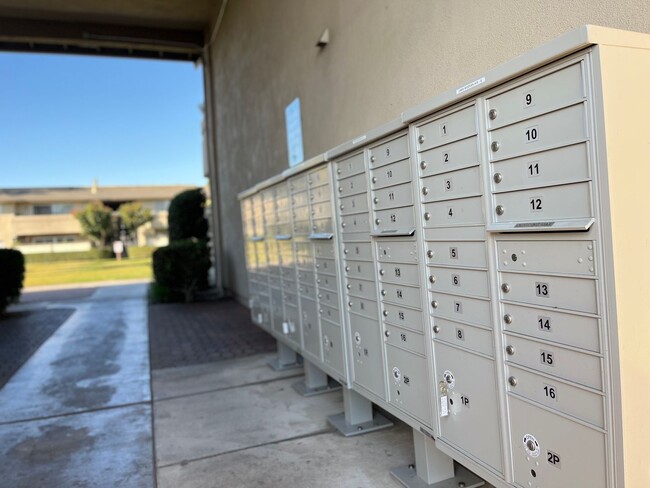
[238,26,650,488]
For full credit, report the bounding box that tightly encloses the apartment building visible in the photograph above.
[0,184,194,253]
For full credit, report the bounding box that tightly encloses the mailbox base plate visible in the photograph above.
[327,411,393,437]
[390,464,485,488]
[292,378,342,397]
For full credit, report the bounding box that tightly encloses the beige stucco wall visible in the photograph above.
[206,0,650,299]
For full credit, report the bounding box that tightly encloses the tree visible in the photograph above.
[118,201,153,243]
[75,202,114,247]
[168,188,208,242]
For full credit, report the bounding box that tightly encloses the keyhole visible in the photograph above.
[511,253,518,262]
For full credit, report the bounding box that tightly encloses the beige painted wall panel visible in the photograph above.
[208,0,650,298]
[598,44,650,487]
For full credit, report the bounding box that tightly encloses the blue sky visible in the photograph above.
[0,53,205,188]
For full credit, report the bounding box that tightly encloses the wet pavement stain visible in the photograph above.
[41,310,127,410]
[8,424,95,464]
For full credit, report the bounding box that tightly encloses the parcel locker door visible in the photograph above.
[322,321,345,377]
[435,342,503,473]
[349,313,386,399]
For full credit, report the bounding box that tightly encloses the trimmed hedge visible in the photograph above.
[0,249,25,315]
[23,246,157,263]
[24,249,113,263]
[168,189,208,243]
[123,246,156,259]
[152,239,210,303]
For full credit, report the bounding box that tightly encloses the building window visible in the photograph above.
[153,200,169,212]
[33,205,52,215]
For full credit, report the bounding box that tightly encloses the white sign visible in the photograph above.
[285,98,304,167]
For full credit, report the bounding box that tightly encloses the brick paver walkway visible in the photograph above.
[148,299,276,370]
[0,308,75,389]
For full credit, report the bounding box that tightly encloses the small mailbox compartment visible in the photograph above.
[372,206,416,235]
[501,302,600,353]
[504,334,603,390]
[370,158,411,190]
[432,318,493,357]
[378,262,420,286]
[300,297,321,360]
[417,136,479,178]
[377,240,418,263]
[487,61,585,130]
[336,152,365,179]
[429,291,491,328]
[372,182,414,210]
[382,302,424,333]
[424,240,487,269]
[340,212,371,234]
[369,133,409,168]
[338,193,369,215]
[427,266,490,299]
[421,166,482,203]
[337,173,368,197]
[384,323,425,356]
[379,282,422,309]
[345,277,377,300]
[347,295,379,320]
[416,105,477,151]
[499,271,598,314]
[344,259,375,281]
[422,197,484,228]
[506,365,605,428]
[343,241,373,261]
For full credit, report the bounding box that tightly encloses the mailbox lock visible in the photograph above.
[379,269,385,276]
[345,265,351,272]
[375,218,381,225]
[348,301,353,307]
[508,376,518,387]
[344,248,348,254]
[381,289,387,296]
[488,108,498,120]
[319,309,323,314]
[340,204,344,210]
[346,284,351,290]
[431,300,438,309]
[312,225,317,231]
[424,212,431,221]
[506,345,516,356]
[504,314,513,324]
[420,161,427,170]
[433,325,440,334]
[370,155,376,163]
[422,187,429,196]
[338,186,343,193]
[342,222,347,228]
[495,205,505,216]
[318,293,322,298]
[491,141,500,152]
[374,197,379,204]
[315,264,320,269]
[426,250,434,258]
[337,168,341,175]
[418,135,426,144]
[372,177,377,184]
[383,310,389,317]
[501,283,511,293]
[429,275,436,283]
[493,172,503,184]
[385,330,390,337]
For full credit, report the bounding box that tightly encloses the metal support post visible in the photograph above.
[292,360,342,397]
[327,388,393,437]
[390,428,485,488]
[267,340,302,371]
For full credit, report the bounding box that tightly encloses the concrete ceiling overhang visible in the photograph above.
[0,0,220,61]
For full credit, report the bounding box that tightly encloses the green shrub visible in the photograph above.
[24,249,113,263]
[0,249,25,315]
[126,246,157,259]
[168,189,208,243]
[153,240,210,303]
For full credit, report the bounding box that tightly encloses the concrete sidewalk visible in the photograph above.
[0,283,153,487]
[0,283,418,487]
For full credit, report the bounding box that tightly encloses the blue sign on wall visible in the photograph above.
[285,98,304,167]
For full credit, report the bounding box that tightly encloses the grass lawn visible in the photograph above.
[25,257,153,288]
